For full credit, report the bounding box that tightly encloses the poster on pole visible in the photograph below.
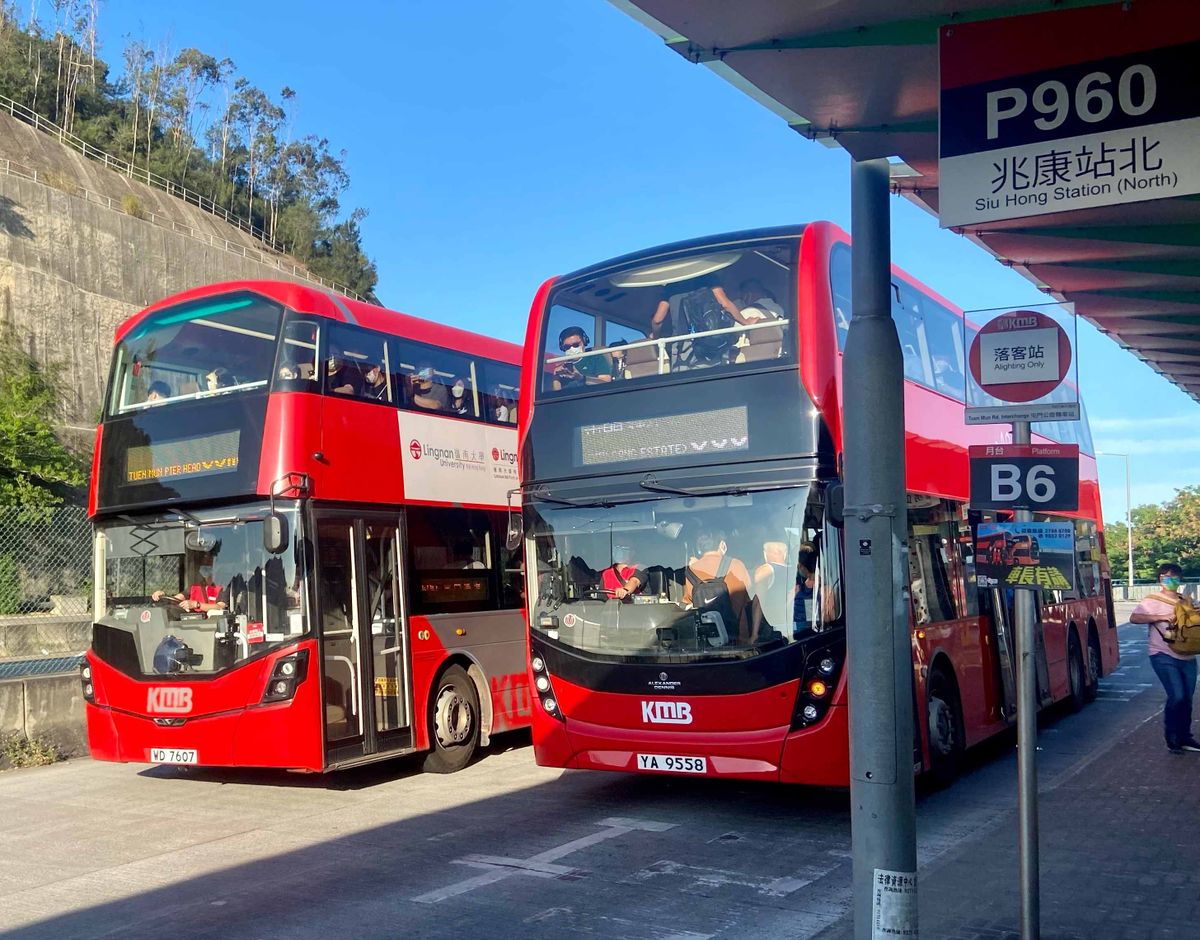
[976,521,1076,591]
[938,0,1200,227]
[964,302,1078,425]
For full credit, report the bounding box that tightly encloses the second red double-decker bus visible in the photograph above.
[83,281,528,773]
[517,223,1118,786]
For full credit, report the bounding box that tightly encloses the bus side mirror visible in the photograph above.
[826,483,845,529]
[505,511,523,551]
[264,512,289,554]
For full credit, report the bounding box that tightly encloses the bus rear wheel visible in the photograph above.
[1083,629,1102,704]
[1067,633,1087,713]
[926,667,964,789]
[423,665,480,774]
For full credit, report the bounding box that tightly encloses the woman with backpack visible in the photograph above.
[1131,562,1200,754]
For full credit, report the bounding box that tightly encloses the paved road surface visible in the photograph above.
[0,609,1159,939]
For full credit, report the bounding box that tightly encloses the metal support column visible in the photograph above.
[845,158,917,939]
[1012,420,1040,940]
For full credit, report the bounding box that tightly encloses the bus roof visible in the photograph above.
[114,280,523,366]
[557,224,808,285]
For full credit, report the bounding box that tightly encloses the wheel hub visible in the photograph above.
[928,695,955,756]
[434,686,473,748]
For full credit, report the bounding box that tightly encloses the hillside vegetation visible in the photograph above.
[0,3,377,300]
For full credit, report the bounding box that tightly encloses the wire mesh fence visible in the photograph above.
[0,505,91,659]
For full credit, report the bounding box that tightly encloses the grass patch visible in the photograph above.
[1,732,64,769]
[120,193,145,219]
[40,169,80,196]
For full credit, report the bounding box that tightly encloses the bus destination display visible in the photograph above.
[125,430,241,483]
[575,405,750,467]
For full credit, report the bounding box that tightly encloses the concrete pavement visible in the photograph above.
[0,608,1183,940]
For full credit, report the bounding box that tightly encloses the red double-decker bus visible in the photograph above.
[82,280,529,773]
[517,223,1118,786]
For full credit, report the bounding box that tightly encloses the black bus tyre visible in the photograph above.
[1084,629,1102,704]
[423,665,480,774]
[926,667,964,789]
[1067,632,1087,713]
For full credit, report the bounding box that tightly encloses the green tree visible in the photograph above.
[1107,487,1200,581]
[0,333,86,507]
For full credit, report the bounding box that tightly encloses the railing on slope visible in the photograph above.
[0,93,364,301]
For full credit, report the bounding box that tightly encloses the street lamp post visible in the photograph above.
[1097,452,1134,599]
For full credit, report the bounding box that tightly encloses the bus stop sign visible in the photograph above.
[969,443,1079,511]
[968,310,1071,403]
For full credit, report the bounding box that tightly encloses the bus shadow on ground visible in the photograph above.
[135,728,535,791]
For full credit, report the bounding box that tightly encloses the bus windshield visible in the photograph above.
[95,504,306,676]
[526,485,842,662]
[539,240,796,396]
[108,292,284,415]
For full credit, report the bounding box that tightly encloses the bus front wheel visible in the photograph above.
[423,665,481,774]
[926,667,964,789]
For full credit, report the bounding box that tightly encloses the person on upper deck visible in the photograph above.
[362,363,390,402]
[647,277,752,368]
[145,381,171,402]
[551,327,611,390]
[410,364,449,411]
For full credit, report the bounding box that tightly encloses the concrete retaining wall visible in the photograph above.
[0,110,322,428]
[0,673,87,757]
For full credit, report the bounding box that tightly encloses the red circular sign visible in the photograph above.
[409,439,422,460]
[968,311,1071,403]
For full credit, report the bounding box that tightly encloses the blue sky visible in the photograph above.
[93,0,1197,520]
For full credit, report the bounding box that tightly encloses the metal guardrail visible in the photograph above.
[0,93,363,301]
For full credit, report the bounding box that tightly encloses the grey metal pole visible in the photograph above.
[1012,420,1040,940]
[845,158,917,939]
[1126,455,1134,598]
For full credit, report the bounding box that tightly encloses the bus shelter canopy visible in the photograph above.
[614,0,1200,401]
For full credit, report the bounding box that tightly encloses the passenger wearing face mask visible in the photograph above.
[1132,562,1200,753]
[551,327,611,390]
[449,378,471,415]
[151,561,228,613]
[410,364,449,411]
[361,363,390,402]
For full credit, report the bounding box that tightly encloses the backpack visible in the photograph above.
[676,288,734,363]
[1149,591,1200,655]
[686,554,737,640]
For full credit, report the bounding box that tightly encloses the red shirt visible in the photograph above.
[188,583,222,605]
[602,564,639,593]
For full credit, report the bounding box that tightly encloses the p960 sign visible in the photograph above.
[968,444,1079,511]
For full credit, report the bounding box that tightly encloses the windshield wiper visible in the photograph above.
[639,474,746,498]
[532,487,614,509]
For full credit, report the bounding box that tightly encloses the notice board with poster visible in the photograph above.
[976,521,1075,591]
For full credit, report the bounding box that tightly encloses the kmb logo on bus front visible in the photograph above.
[641,700,692,725]
[147,687,193,714]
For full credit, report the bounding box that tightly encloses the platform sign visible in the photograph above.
[976,521,1075,591]
[938,0,1200,227]
[965,303,1079,425]
[969,443,1079,512]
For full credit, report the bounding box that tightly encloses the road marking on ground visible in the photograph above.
[412,816,676,904]
[525,906,716,940]
[628,859,836,897]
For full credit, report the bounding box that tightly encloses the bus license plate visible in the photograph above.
[636,753,707,774]
[150,747,198,765]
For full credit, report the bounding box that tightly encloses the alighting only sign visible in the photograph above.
[938,0,1200,227]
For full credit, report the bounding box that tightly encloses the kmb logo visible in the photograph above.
[641,700,693,725]
[409,439,422,460]
[147,687,193,714]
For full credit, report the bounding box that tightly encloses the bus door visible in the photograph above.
[316,515,413,764]
[985,588,1018,722]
